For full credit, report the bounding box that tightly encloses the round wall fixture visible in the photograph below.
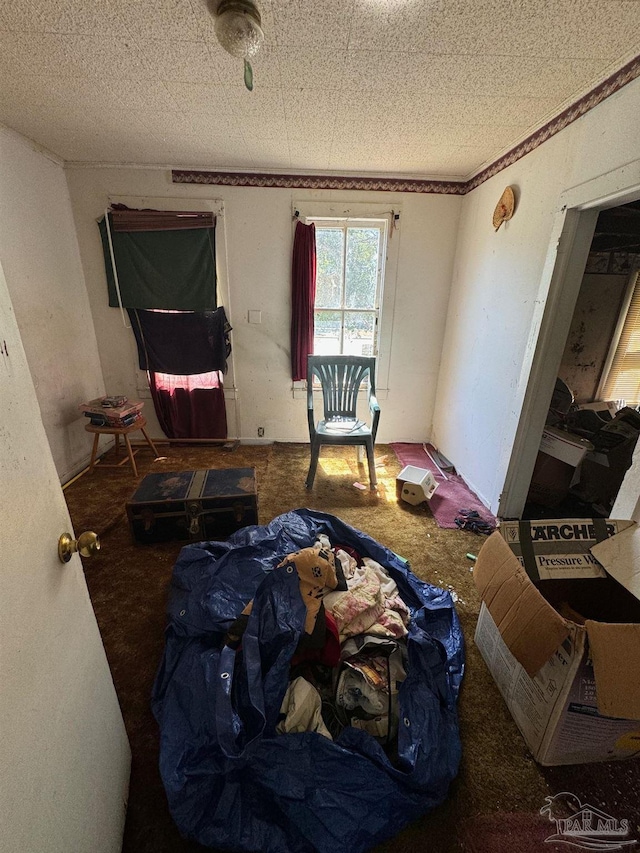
[493,186,516,231]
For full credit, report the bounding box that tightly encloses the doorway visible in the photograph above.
[498,167,640,520]
[523,202,640,519]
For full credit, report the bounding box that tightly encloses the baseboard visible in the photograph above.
[60,438,116,486]
[456,472,493,512]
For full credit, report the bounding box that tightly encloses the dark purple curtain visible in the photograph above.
[150,373,227,439]
[128,308,231,374]
[131,309,232,441]
[291,221,317,381]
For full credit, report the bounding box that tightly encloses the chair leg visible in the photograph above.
[306,441,320,489]
[124,434,138,477]
[88,433,100,473]
[365,439,377,488]
[141,426,160,459]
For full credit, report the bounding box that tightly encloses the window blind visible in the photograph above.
[602,270,640,404]
[110,207,215,232]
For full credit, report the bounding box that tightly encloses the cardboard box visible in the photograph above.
[499,518,633,581]
[473,524,640,765]
[591,524,640,609]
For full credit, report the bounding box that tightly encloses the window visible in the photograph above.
[601,269,640,404]
[310,219,388,357]
[292,202,399,396]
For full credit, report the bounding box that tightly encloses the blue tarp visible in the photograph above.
[152,509,465,853]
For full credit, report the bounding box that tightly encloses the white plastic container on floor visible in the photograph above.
[396,465,438,505]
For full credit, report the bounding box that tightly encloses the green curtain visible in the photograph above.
[99,216,217,310]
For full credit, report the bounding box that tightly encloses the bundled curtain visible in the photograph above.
[150,372,227,440]
[99,206,216,310]
[128,308,232,440]
[291,220,317,382]
[128,308,232,375]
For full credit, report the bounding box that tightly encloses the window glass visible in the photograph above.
[311,219,386,358]
[314,310,342,354]
[344,312,375,357]
[345,228,379,310]
[316,228,344,309]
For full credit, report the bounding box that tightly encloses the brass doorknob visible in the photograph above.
[58,531,101,563]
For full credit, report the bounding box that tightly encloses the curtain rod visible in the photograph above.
[95,199,225,223]
[292,209,400,222]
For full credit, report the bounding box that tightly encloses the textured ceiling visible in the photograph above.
[0,0,639,178]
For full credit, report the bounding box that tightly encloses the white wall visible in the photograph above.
[64,167,461,444]
[0,127,105,482]
[559,273,628,403]
[432,77,640,512]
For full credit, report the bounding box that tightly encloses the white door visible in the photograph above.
[0,261,130,852]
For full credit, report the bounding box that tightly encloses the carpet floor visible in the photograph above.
[63,441,640,853]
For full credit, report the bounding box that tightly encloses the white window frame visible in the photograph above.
[310,216,387,359]
[292,201,401,399]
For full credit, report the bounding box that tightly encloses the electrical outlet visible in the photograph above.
[257,426,265,437]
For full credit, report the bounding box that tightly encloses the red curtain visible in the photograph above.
[290,221,317,381]
[150,371,227,439]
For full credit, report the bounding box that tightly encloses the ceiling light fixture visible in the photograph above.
[213,0,264,91]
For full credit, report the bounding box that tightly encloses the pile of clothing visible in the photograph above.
[232,537,412,747]
[153,509,464,853]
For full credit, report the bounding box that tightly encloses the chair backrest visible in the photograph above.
[307,355,376,420]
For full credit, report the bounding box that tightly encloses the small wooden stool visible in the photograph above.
[85,417,160,477]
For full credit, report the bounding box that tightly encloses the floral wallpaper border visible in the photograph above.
[172,53,640,196]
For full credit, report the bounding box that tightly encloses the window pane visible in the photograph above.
[345,228,379,310]
[316,228,344,309]
[314,310,342,354]
[344,312,375,357]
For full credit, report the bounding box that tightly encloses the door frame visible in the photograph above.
[498,160,640,518]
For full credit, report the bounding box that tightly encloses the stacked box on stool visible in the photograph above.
[127,468,258,543]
